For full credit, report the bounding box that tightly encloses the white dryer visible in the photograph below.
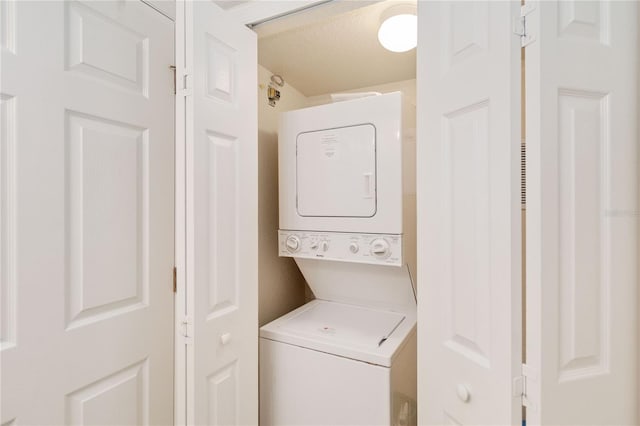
[278,91,410,236]
[260,92,416,426]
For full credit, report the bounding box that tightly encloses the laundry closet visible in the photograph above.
[254,4,418,424]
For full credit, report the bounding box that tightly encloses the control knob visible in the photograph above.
[370,238,391,259]
[320,241,329,252]
[285,235,301,253]
[349,243,359,253]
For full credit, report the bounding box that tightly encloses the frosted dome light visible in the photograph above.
[377,11,417,53]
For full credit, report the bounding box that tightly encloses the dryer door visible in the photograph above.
[296,124,376,217]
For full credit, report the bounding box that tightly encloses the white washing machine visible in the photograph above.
[260,261,417,426]
[260,92,416,426]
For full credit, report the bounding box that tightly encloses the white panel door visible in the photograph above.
[525,1,638,424]
[176,1,258,424]
[417,1,522,424]
[1,1,174,424]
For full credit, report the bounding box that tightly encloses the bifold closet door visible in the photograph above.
[416,1,522,424]
[1,1,175,424]
[177,0,258,424]
[525,1,639,424]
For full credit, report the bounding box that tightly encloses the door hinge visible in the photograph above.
[514,363,534,407]
[179,316,193,345]
[172,266,177,293]
[514,2,536,47]
[178,68,193,97]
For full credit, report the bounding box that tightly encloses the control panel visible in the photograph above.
[278,230,403,266]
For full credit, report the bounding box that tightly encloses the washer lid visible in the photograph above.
[280,301,405,349]
[260,299,416,367]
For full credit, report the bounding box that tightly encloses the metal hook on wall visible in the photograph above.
[268,74,285,107]
[270,74,285,87]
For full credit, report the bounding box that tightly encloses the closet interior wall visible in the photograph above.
[257,64,308,326]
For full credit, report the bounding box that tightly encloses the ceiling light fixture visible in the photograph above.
[377,4,417,53]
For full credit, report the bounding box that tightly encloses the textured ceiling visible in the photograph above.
[213,0,251,10]
[257,1,416,97]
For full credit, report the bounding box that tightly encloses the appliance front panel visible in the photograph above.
[296,124,377,217]
[260,338,391,426]
[279,92,403,234]
[278,230,403,266]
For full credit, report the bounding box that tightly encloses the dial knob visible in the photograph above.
[310,240,319,250]
[320,241,329,252]
[349,242,359,253]
[285,235,300,253]
[370,238,391,259]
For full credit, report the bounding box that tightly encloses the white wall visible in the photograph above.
[257,65,308,326]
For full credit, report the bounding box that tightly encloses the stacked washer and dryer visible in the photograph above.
[259,92,417,426]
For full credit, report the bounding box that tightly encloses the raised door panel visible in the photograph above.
[0,93,16,350]
[442,1,488,74]
[205,36,237,105]
[65,111,149,329]
[65,1,149,95]
[557,0,609,44]
[441,102,491,370]
[207,361,239,425]
[66,360,149,426]
[557,91,609,381]
[206,131,239,320]
[0,0,18,357]
[0,0,16,54]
